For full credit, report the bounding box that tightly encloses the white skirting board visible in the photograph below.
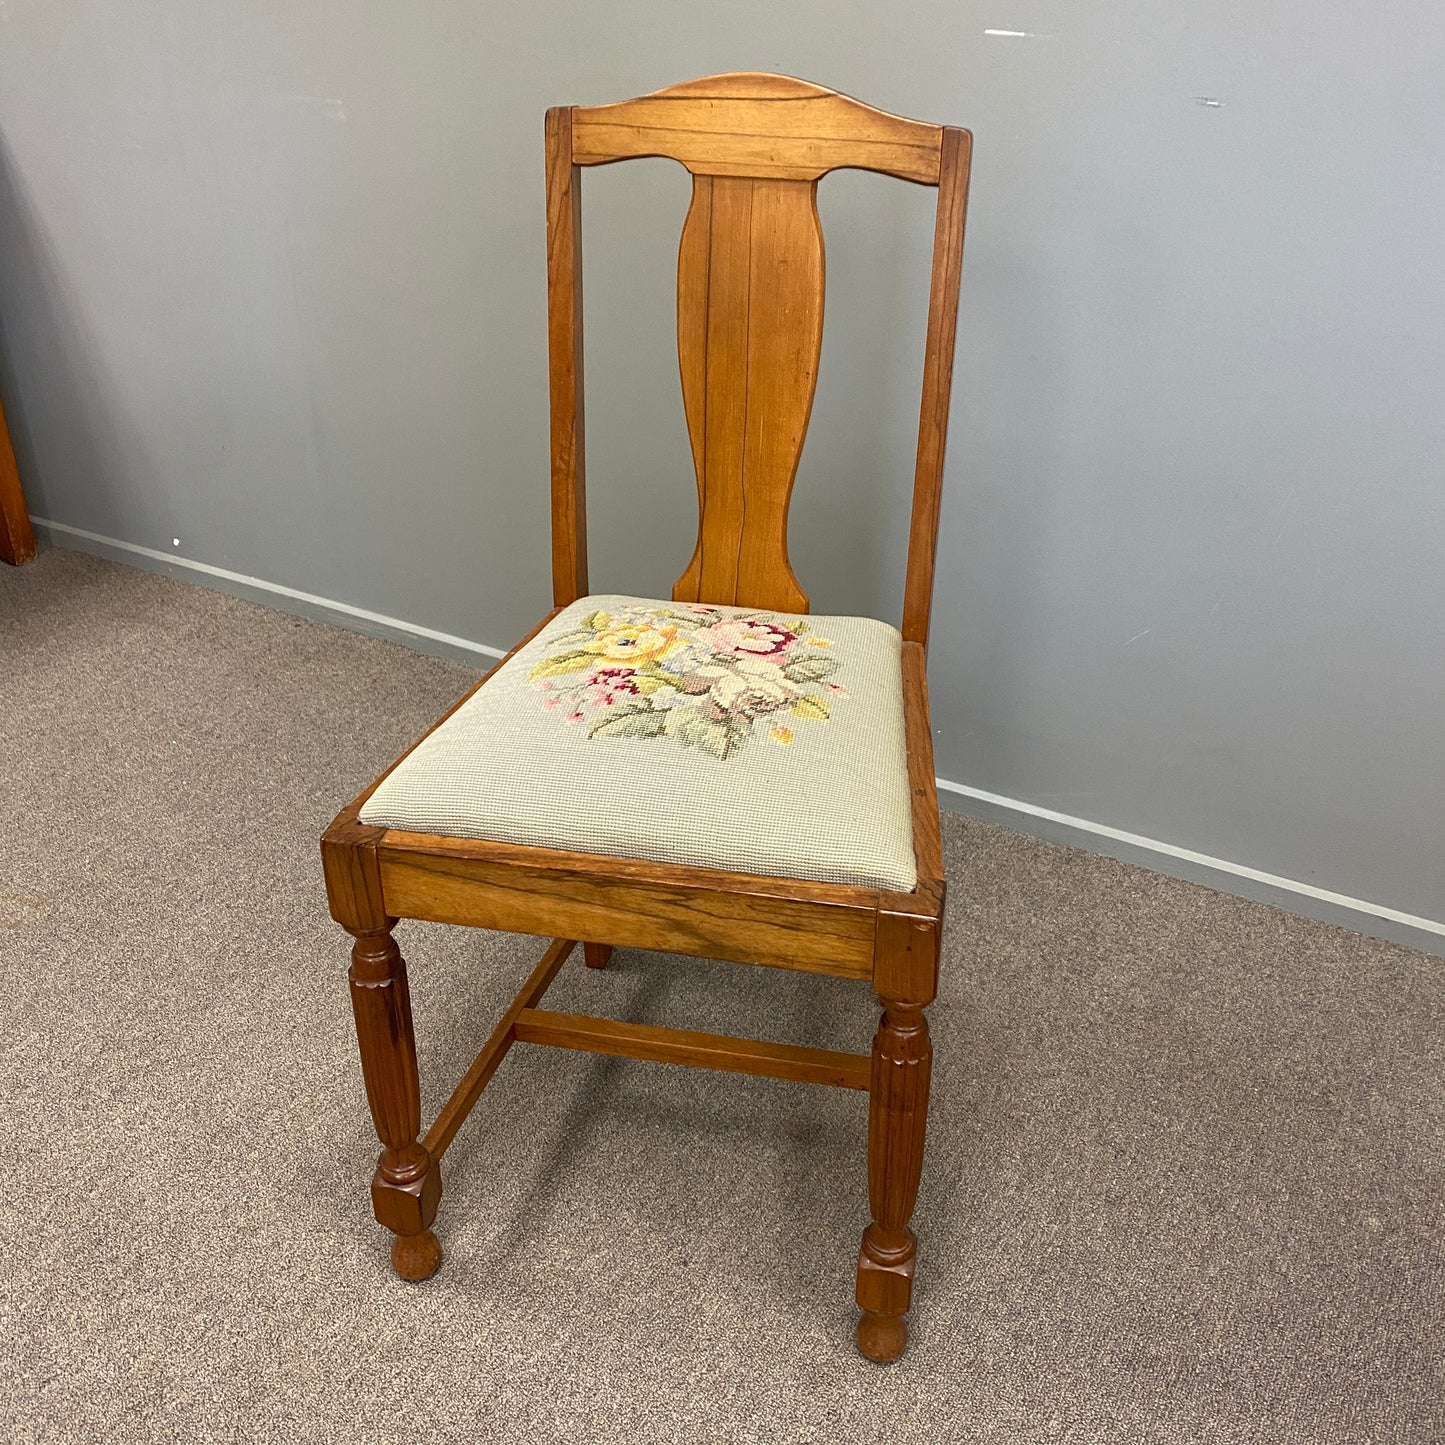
[30,518,507,663]
[31,515,1445,958]
[936,779,1443,957]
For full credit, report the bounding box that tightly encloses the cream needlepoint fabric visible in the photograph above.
[360,595,918,891]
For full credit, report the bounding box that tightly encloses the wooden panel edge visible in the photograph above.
[377,828,881,908]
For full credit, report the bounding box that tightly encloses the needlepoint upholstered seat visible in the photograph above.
[360,596,917,891]
[321,72,972,1363]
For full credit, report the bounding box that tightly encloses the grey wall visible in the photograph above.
[1,3,1441,929]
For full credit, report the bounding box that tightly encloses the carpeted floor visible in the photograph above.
[1,546,1440,1444]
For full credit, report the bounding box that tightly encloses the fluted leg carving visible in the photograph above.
[855,1001,932,1362]
[348,922,443,1280]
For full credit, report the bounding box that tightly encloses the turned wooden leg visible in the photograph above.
[856,1000,932,1362]
[347,921,443,1280]
[583,942,613,970]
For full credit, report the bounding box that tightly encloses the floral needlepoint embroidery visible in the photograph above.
[528,604,844,760]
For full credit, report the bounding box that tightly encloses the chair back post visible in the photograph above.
[543,75,972,633]
[901,126,972,649]
[545,105,588,607]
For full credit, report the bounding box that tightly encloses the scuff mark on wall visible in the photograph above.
[283,95,348,121]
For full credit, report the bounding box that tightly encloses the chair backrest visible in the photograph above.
[545,72,972,647]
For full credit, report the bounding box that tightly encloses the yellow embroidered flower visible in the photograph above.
[586,623,684,663]
[533,602,845,760]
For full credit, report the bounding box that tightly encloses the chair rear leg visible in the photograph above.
[583,942,613,970]
[347,921,443,1280]
[855,1000,932,1362]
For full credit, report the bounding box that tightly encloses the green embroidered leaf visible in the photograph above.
[632,675,669,695]
[529,651,596,680]
[589,707,667,740]
[781,656,839,683]
[790,694,830,721]
[583,610,612,631]
[674,714,733,760]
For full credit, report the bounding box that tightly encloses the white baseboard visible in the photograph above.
[29,517,507,663]
[31,515,1445,958]
[937,779,1444,957]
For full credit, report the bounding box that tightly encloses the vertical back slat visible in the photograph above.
[672,174,822,612]
[733,179,825,611]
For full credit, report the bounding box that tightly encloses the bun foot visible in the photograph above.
[390,1229,443,1281]
[856,1310,908,1363]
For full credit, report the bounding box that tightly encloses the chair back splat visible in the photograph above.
[544,72,972,644]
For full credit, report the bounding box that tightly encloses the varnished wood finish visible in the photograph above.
[855,1000,933,1361]
[377,840,878,978]
[323,74,972,1361]
[901,127,972,647]
[548,73,971,632]
[0,394,35,566]
[546,107,588,607]
[347,921,443,1280]
[515,1008,871,1090]
[871,642,946,1008]
[672,174,821,611]
[321,814,388,932]
[899,642,945,892]
[422,938,577,1160]
[571,73,943,184]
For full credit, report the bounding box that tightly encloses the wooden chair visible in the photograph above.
[321,72,971,1362]
[0,391,37,565]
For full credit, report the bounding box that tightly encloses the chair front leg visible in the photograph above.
[855,999,932,1362]
[347,921,443,1280]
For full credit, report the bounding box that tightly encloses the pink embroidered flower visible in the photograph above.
[701,618,797,659]
[588,666,639,688]
[584,666,640,708]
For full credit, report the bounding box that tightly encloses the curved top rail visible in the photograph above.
[569,71,945,185]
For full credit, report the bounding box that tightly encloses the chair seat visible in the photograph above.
[360,594,918,891]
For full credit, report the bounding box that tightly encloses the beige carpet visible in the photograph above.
[1,546,1440,1444]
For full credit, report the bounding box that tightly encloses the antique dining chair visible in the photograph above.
[321,72,971,1362]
